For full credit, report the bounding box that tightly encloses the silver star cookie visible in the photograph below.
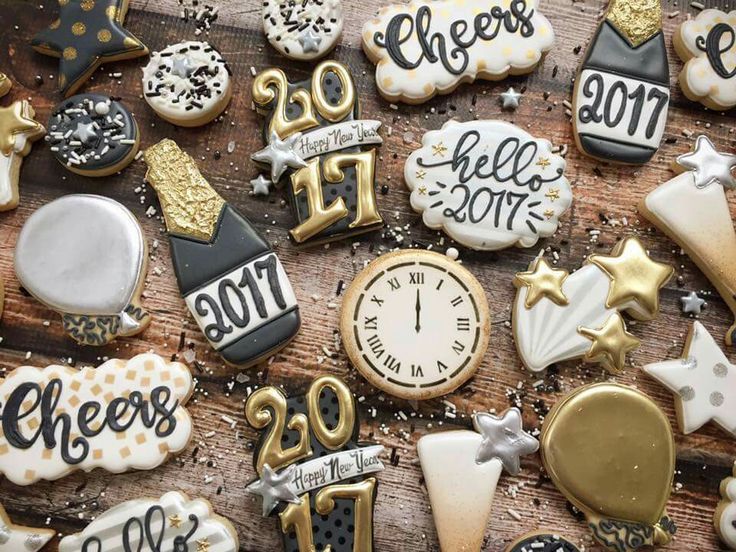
[250,174,272,196]
[472,407,538,475]
[677,135,736,189]
[681,291,706,314]
[251,130,307,182]
[298,28,323,54]
[73,121,98,146]
[246,463,301,516]
[170,55,196,79]
[500,87,522,110]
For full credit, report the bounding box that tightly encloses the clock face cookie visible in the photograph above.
[505,532,580,552]
[263,0,343,61]
[404,120,572,251]
[361,0,555,104]
[142,41,232,127]
[572,0,670,164]
[340,249,490,400]
[15,194,150,345]
[47,93,140,177]
[674,9,736,111]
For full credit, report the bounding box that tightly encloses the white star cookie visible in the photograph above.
[0,502,54,551]
[643,322,736,436]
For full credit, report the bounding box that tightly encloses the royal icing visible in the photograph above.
[262,0,343,61]
[512,237,672,374]
[572,0,669,164]
[643,322,736,437]
[404,120,572,250]
[418,408,538,552]
[340,249,491,400]
[715,462,736,549]
[675,9,736,110]
[361,0,555,103]
[0,354,193,486]
[505,532,580,552]
[59,491,238,552]
[142,41,232,127]
[14,194,150,346]
[31,0,148,97]
[0,502,54,552]
[640,135,736,346]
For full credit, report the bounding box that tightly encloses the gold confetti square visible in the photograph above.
[126,370,137,381]
[158,443,168,454]
[161,371,171,382]
[141,377,150,387]
[93,449,103,460]
[144,359,156,371]
[174,377,186,388]
[70,380,81,391]
[104,392,114,403]
[119,447,131,458]
[84,370,95,380]
[135,433,147,445]
[24,469,35,481]
[42,448,52,460]
[116,431,127,440]
[90,384,102,396]
[69,395,80,408]
[0,444,8,455]
[27,418,39,430]
[104,374,115,384]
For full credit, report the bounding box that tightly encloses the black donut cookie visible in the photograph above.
[46,93,139,177]
[506,531,580,552]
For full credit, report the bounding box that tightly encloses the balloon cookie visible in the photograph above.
[144,139,300,367]
[142,41,232,127]
[505,532,580,552]
[715,461,736,549]
[263,0,343,61]
[340,249,491,400]
[0,502,54,551]
[0,75,45,211]
[59,491,238,552]
[31,0,148,97]
[418,408,538,552]
[0,354,193,486]
[251,61,384,246]
[643,322,736,437]
[572,0,669,164]
[674,10,736,111]
[361,0,555,104]
[512,237,673,374]
[639,135,736,346]
[245,375,384,552]
[541,383,677,551]
[404,120,572,250]
[15,194,150,345]
[47,93,140,176]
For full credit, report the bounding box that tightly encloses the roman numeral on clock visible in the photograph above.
[370,295,384,307]
[456,317,470,331]
[452,340,465,355]
[388,277,401,291]
[366,334,384,358]
[363,316,378,330]
[450,295,464,307]
[437,360,448,373]
[411,364,424,377]
[383,355,401,374]
[409,271,425,284]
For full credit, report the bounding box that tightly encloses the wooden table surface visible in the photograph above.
[0,0,735,550]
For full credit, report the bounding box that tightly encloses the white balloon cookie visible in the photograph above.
[362,0,555,103]
[674,9,736,110]
[59,491,238,552]
[404,120,571,250]
[716,462,736,549]
[0,354,193,486]
[263,0,343,60]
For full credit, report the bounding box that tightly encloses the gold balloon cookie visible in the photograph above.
[541,383,676,551]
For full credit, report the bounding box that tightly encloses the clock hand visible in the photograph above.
[415,288,421,333]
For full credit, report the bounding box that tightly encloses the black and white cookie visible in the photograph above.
[142,41,232,127]
[46,93,139,177]
[506,532,580,552]
[263,0,343,60]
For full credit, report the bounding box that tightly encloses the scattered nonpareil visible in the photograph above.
[262,0,343,61]
[0,502,54,551]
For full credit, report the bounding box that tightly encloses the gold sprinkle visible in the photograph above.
[544,208,555,219]
[545,187,560,201]
[97,29,112,42]
[169,514,183,528]
[49,18,61,29]
[432,142,447,157]
[415,169,426,180]
[71,22,86,35]
[106,5,118,19]
[80,0,95,10]
[63,47,77,60]
[417,185,428,195]
[536,157,551,168]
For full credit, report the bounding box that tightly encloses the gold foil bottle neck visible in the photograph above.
[144,139,225,242]
[606,0,662,47]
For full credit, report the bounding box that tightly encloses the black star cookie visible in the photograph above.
[47,93,140,176]
[31,0,148,97]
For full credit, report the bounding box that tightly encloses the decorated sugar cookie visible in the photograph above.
[245,375,384,551]
[404,120,572,250]
[59,491,238,552]
[643,322,736,437]
[512,237,673,374]
[341,249,490,400]
[0,502,54,551]
[47,93,140,176]
[361,0,555,104]
[251,61,384,245]
[0,75,45,212]
[263,0,343,61]
[505,531,580,552]
[639,135,736,346]
[418,408,538,552]
[715,461,736,549]
[572,0,670,164]
[142,41,232,127]
[31,0,148,97]
[0,354,193,485]
[15,194,150,345]
[674,10,736,110]
[144,139,300,367]
[541,383,677,551]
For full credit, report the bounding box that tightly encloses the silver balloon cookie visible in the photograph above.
[15,194,150,345]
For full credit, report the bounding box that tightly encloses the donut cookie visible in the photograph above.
[513,237,672,374]
[142,41,232,127]
[572,0,670,164]
[59,491,239,552]
[0,75,45,211]
[263,0,343,61]
[362,0,555,104]
[715,462,736,549]
[0,354,193,486]
[674,10,736,111]
[0,502,54,551]
[15,194,150,345]
[505,532,580,552]
[541,383,677,551]
[47,93,139,176]
[31,0,148,97]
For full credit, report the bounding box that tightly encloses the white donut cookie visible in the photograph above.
[142,41,232,127]
[263,0,343,60]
